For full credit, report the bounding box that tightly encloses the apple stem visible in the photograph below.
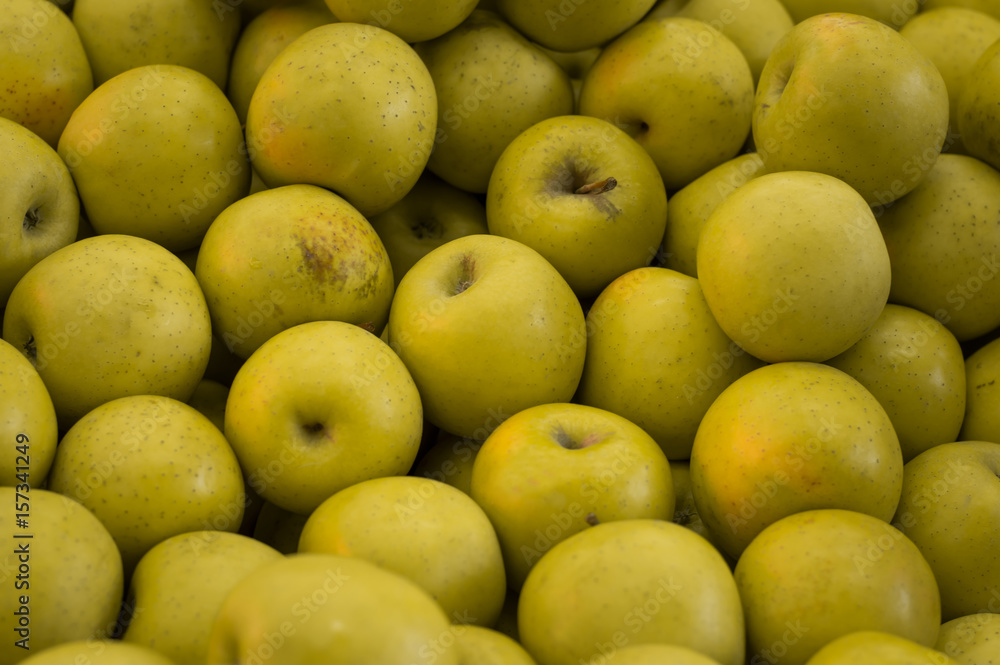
[454,254,476,295]
[575,177,617,195]
[586,513,600,526]
[23,208,39,231]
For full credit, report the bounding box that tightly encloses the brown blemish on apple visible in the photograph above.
[585,513,600,526]
[454,254,476,295]
[296,230,348,286]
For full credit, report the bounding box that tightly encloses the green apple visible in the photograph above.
[648,0,795,84]
[247,22,437,216]
[0,488,123,663]
[779,0,919,28]
[2,235,212,429]
[518,519,745,665]
[227,4,336,124]
[900,8,1000,155]
[195,184,394,359]
[697,171,891,362]
[486,115,668,298]
[187,379,228,432]
[58,65,250,252]
[605,643,723,664]
[804,631,962,665]
[661,152,765,277]
[206,553,460,664]
[386,234,586,439]
[579,17,754,191]
[18,641,178,665]
[411,431,483,496]
[123,531,282,663]
[470,402,674,590]
[412,10,574,193]
[0,116,79,305]
[367,172,489,288]
[225,320,423,515]
[691,362,903,560]
[957,40,1000,172]
[877,154,1000,342]
[253,501,310,555]
[935,613,1000,664]
[961,336,1000,442]
[753,13,949,207]
[47,395,246,574]
[923,0,1000,20]
[0,338,57,488]
[735,509,941,665]
[892,441,1000,621]
[495,0,657,52]
[0,0,93,147]
[825,304,966,462]
[576,267,762,460]
[326,0,478,42]
[455,625,537,664]
[298,476,506,626]
[71,0,241,89]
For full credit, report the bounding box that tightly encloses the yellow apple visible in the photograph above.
[412,10,574,194]
[71,0,241,89]
[325,0,478,42]
[518,519,745,665]
[47,395,246,575]
[690,362,903,560]
[0,0,93,147]
[470,402,674,590]
[123,531,282,663]
[58,65,250,252]
[0,489,123,663]
[455,625,537,664]
[495,0,658,52]
[961,337,1000,442]
[486,115,668,299]
[224,320,423,515]
[386,234,586,439]
[18,641,178,665]
[579,17,754,191]
[900,8,1000,155]
[195,184,394,359]
[697,171,891,362]
[754,13,949,207]
[368,172,489,288]
[0,116,79,305]
[0,338,56,488]
[877,154,1000,342]
[2,235,212,429]
[661,152,765,278]
[226,4,337,124]
[299,476,506,626]
[804,631,963,665]
[735,509,941,665]
[605,643,723,664]
[958,39,1000,172]
[825,304,966,461]
[923,0,1000,20]
[206,553,460,664]
[780,0,919,28]
[892,441,1000,621]
[935,613,1000,664]
[246,22,437,216]
[576,267,762,460]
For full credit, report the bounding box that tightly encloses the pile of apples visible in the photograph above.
[2,0,1000,663]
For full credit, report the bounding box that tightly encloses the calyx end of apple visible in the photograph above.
[23,208,39,232]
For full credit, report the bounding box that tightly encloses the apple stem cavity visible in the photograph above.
[552,425,611,450]
[454,254,476,295]
[575,177,617,196]
[22,336,37,363]
[23,208,40,231]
